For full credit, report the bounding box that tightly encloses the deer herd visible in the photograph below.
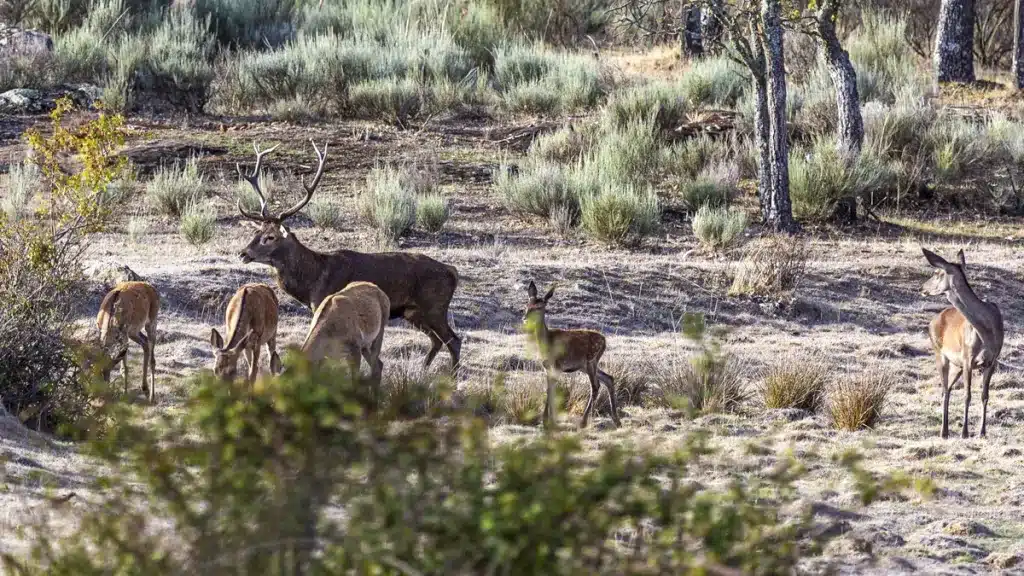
[88,140,1007,438]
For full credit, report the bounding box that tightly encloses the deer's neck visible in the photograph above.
[947,273,1000,345]
[274,238,327,310]
[528,313,554,357]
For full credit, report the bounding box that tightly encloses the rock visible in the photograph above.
[0,24,53,57]
[87,264,143,289]
[985,552,1022,569]
[911,534,989,562]
[0,88,45,114]
[940,520,995,537]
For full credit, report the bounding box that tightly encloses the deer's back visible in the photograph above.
[320,250,456,313]
[302,282,390,358]
[225,284,279,348]
[548,329,606,369]
[97,282,159,343]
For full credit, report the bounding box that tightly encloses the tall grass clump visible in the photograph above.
[861,89,937,159]
[605,81,689,132]
[656,313,745,415]
[527,122,599,163]
[2,162,39,221]
[360,164,417,243]
[496,44,609,114]
[729,234,808,297]
[828,370,893,431]
[54,25,108,82]
[147,157,206,218]
[194,0,297,48]
[140,6,216,110]
[985,113,1024,165]
[759,354,829,412]
[416,194,450,233]
[846,13,927,103]
[306,198,341,230]
[678,56,746,108]
[579,180,660,246]
[496,159,578,219]
[692,205,747,251]
[665,135,731,179]
[926,116,992,182]
[789,137,898,221]
[588,115,661,184]
[179,202,216,246]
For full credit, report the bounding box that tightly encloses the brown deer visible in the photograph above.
[921,248,1004,439]
[234,140,461,375]
[523,281,621,430]
[96,281,160,402]
[209,283,282,385]
[300,281,390,403]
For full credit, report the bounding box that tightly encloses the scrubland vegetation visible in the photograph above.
[1,0,1024,573]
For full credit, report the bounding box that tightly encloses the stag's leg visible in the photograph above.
[121,347,130,397]
[267,336,281,375]
[415,310,461,377]
[580,365,601,429]
[979,363,996,437]
[598,369,621,428]
[962,363,973,439]
[938,357,953,439]
[129,333,149,399]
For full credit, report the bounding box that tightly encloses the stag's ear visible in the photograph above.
[543,286,555,302]
[957,249,966,268]
[527,281,537,299]
[921,247,950,269]
[210,328,224,349]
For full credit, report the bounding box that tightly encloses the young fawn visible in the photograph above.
[209,283,282,385]
[523,281,621,429]
[300,281,390,403]
[96,281,160,403]
[921,248,1004,439]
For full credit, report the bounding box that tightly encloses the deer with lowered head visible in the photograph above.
[235,140,462,375]
[96,281,160,402]
[300,281,390,403]
[209,283,282,385]
[523,281,621,430]
[921,247,1004,439]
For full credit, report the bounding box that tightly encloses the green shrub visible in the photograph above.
[147,156,205,218]
[862,89,937,159]
[605,80,689,132]
[985,113,1024,165]
[360,164,417,243]
[306,198,341,230]
[54,25,107,82]
[656,313,745,415]
[679,56,746,108]
[588,116,660,184]
[126,216,149,244]
[828,370,892,431]
[846,13,927,103]
[759,355,829,412]
[194,0,297,48]
[528,123,599,163]
[692,205,747,251]
[497,159,578,219]
[579,182,660,246]
[729,234,808,297]
[179,202,216,246]
[496,44,608,113]
[2,162,39,221]
[665,135,730,179]
[416,193,450,233]
[790,138,898,221]
[680,178,731,211]
[926,116,992,182]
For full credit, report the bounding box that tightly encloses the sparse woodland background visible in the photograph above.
[1,0,1023,574]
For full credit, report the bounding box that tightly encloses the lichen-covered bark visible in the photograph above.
[759,0,797,232]
[934,0,976,83]
[816,0,863,153]
[749,24,771,221]
[1014,0,1024,89]
[701,0,723,53]
[682,4,703,58]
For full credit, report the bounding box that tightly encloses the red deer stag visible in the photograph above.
[96,281,160,402]
[300,281,390,403]
[209,283,282,385]
[921,248,1004,439]
[523,281,621,430]
[234,140,461,375]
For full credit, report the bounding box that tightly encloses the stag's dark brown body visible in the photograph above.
[234,139,462,371]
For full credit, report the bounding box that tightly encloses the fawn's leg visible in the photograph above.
[979,363,996,437]
[129,333,148,399]
[267,336,281,374]
[598,369,621,427]
[146,322,158,403]
[580,365,600,429]
[543,371,557,429]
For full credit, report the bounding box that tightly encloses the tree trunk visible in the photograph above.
[701,0,723,53]
[816,0,863,154]
[759,0,797,232]
[934,0,976,83]
[682,3,703,58]
[749,25,771,221]
[1014,0,1024,89]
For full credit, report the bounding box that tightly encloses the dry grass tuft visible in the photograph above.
[759,354,830,411]
[827,370,893,431]
[379,356,450,419]
[655,354,746,416]
[499,380,546,425]
[729,234,808,296]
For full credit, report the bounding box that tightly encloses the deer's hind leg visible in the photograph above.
[145,321,157,403]
[938,355,955,439]
[128,333,149,400]
[267,335,282,375]
[579,364,601,429]
[597,369,621,428]
[979,362,996,437]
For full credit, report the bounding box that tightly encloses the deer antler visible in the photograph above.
[278,139,329,221]
[236,141,280,221]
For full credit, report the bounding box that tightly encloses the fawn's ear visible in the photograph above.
[527,281,537,299]
[921,247,949,269]
[956,249,966,268]
[210,328,224,349]
[543,286,555,302]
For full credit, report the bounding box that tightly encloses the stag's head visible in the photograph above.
[209,328,253,381]
[236,140,328,267]
[921,247,967,297]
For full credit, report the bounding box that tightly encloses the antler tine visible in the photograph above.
[235,141,280,220]
[279,139,329,221]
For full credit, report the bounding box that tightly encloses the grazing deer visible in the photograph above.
[209,283,282,385]
[71,338,127,384]
[235,140,461,375]
[921,248,1004,439]
[523,281,621,430]
[96,281,160,402]
[300,281,390,403]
